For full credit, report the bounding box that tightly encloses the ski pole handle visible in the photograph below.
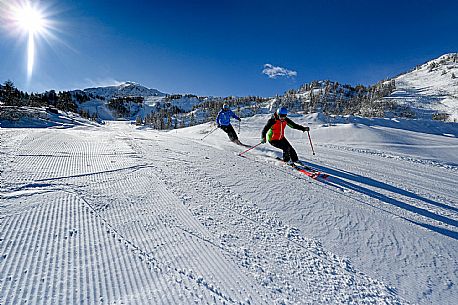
[307,130,316,155]
[238,142,262,156]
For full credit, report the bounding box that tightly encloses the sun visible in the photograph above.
[13,3,48,80]
[3,1,55,82]
[13,2,46,34]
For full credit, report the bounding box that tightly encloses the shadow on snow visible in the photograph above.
[300,161,458,240]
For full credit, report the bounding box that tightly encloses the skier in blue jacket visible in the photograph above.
[216,103,242,144]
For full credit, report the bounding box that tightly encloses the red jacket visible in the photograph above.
[262,113,305,141]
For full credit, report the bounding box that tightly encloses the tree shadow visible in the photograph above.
[300,161,458,240]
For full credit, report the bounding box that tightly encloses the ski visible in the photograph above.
[275,158,329,180]
[290,163,329,180]
[238,153,329,180]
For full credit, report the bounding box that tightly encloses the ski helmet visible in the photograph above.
[277,107,288,117]
[222,103,229,110]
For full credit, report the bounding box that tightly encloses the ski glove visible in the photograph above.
[302,126,310,132]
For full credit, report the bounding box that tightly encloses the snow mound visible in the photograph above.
[0,106,101,128]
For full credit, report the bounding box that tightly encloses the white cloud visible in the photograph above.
[262,64,297,79]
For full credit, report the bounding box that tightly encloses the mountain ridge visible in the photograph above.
[70,54,457,121]
[82,81,166,100]
[1,54,457,123]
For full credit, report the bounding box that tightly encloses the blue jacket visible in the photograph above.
[216,109,240,126]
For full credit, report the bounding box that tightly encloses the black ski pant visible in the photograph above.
[220,124,238,142]
[269,138,298,162]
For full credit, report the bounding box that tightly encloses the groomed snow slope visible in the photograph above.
[1,115,457,304]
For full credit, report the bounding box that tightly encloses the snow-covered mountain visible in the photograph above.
[269,54,458,122]
[71,81,206,120]
[385,53,458,121]
[65,53,458,123]
[82,81,166,100]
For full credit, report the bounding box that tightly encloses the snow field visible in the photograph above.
[1,114,457,304]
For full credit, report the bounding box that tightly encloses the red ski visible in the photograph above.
[290,163,329,180]
[273,157,329,180]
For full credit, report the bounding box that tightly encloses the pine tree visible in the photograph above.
[57,91,77,112]
[29,93,46,107]
[166,113,172,129]
[1,80,20,106]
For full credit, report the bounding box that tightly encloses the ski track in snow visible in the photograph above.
[0,128,265,304]
[134,133,402,304]
[322,144,458,171]
[306,144,458,304]
[230,141,457,304]
[176,123,457,304]
[0,122,456,304]
[228,140,457,305]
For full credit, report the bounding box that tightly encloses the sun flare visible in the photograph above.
[4,1,54,82]
[13,3,46,34]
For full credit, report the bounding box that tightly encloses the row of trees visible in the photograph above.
[192,96,268,120]
[0,78,404,128]
[0,80,146,120]
[0,80,78,112]
[135,95,270,130]
[140,109,184,129]
[274,79,402,118]
[107,96,145,117]
[6,74,453,127]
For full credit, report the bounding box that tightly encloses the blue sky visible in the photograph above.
[1,0,457,97]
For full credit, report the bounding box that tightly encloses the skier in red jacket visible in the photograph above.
[261,107,309,164]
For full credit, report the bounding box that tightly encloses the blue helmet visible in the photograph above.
[222,103,229,110]
[277,107,288,116]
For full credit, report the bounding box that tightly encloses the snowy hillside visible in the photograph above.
[385,53,458,121]
[82,81,166,100]
[72,82,205,120]
[2,53,450,125]
[266,54,457,121]
[1,114,457,304]
[0,106,102,128]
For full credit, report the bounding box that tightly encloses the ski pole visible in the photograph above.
[238,120,241,134]
[201,126,218,141]
[238,142,262,156]
[307,130,316,155]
